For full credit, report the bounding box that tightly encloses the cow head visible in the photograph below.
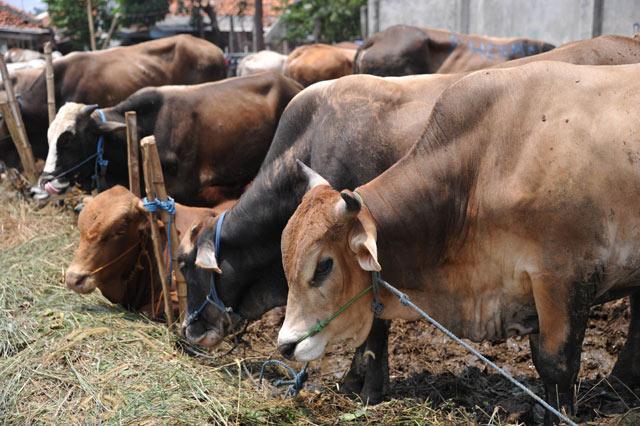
[65,185,150,306]
[277,164,380,361]
[178,215,248,348]
[41,102,125,194]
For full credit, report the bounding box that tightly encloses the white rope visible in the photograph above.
[375,276,577,426]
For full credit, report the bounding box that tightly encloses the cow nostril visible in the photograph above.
[66,272,87,289]
[278,342,297,360]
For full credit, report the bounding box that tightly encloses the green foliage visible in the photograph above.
[44,0,169,50]
[116,0,169,28]
[45,0,109,50]
[279,0,366,43]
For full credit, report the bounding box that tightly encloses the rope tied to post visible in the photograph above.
[142,197,176,291]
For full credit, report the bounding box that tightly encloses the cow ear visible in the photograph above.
[195,240,221,273]
[348,211,381,272]
[296,159,329,192]
[97,120,126,134]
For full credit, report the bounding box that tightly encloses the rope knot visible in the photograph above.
[142,197,176,215]
[259,360,309,397]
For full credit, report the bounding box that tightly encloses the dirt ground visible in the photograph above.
[218,298,640,425]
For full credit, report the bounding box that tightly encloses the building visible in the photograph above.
[0,1,51,52]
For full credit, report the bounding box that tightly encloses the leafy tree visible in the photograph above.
[117,0,169,28]
[279,0,366,44]
[45,0,109,50]
[45,0,169,50]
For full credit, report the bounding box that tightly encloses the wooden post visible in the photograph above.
[87,0,97,51]
[44,42,56,124]
[101,13,120,50]
[125,111,140,197]
[140,136,189,325]
[141,136,175,327]
[0,57,37,184]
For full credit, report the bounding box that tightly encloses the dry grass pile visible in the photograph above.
[0,181,481,425]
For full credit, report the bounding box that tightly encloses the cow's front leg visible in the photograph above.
[529,278,594,425]
[340,318,390,404]
[611,291,640,385]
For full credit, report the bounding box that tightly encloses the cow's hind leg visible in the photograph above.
[611,291,640,385]
[529,277,596,425]
[340,318,390,404]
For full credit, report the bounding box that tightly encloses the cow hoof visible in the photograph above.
[339,370,385,405]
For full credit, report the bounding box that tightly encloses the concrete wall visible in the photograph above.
[367,0,640,46]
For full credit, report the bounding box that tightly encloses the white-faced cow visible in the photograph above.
[40,72,302,205]
[354,25,554,76]
[283,43,357,87]
[65,185,235,319]
[179,33,640,407]
[278,61,640,424]
[0,35,226,170]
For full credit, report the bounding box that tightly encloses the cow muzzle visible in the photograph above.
[182,319,225,348]
[65,270,96,294]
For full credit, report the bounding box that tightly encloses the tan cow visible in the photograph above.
[65,185,234,319]
[283,44,356,87]
[278,61,640,423]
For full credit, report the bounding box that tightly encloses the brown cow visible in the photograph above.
[40,72,302,205]
[278,61,640,423]
[283,44,356,86]
[354,25,554,76]
[0,34,226,170]
[65,185,235,319]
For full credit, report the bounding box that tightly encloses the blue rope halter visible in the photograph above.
[92,109,109,189]
[142,197,176,293]
[47,108,107,184]
[186,210,231,326]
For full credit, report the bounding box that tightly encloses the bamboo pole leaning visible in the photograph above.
[44,42,56,125]
[0,57,37,184]
[141,136,175,327]
[125,111,141,197]
[141,136,189,326]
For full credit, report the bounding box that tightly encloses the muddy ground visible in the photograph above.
[214,298,640,424]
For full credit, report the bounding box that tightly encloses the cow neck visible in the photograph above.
[215,151,309,314]
[357,130,477,292]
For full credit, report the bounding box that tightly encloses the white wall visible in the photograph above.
[367,0,640,46]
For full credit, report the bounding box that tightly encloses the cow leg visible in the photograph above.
[340,318,390,404]
[529,279,595,425]
[611,291,640,385]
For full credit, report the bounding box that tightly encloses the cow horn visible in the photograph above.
[80,104,99,116]
[296,159,329,191]
[195,240,221,273]
[340,190,362,214]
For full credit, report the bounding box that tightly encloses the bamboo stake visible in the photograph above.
[86,0,97,51]
[0,57,36,184]
[101,13,120,50]
[140,136,188,324]
[44,42,56,124]
[141,136,175,327]
[125,111,140,197]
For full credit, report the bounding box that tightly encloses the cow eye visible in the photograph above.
[311,258,333,287]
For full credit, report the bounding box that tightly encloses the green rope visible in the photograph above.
[296,284,373,344]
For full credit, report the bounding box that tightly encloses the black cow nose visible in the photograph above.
[278,342,297,360]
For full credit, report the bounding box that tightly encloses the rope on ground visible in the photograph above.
[259,360,309,397]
